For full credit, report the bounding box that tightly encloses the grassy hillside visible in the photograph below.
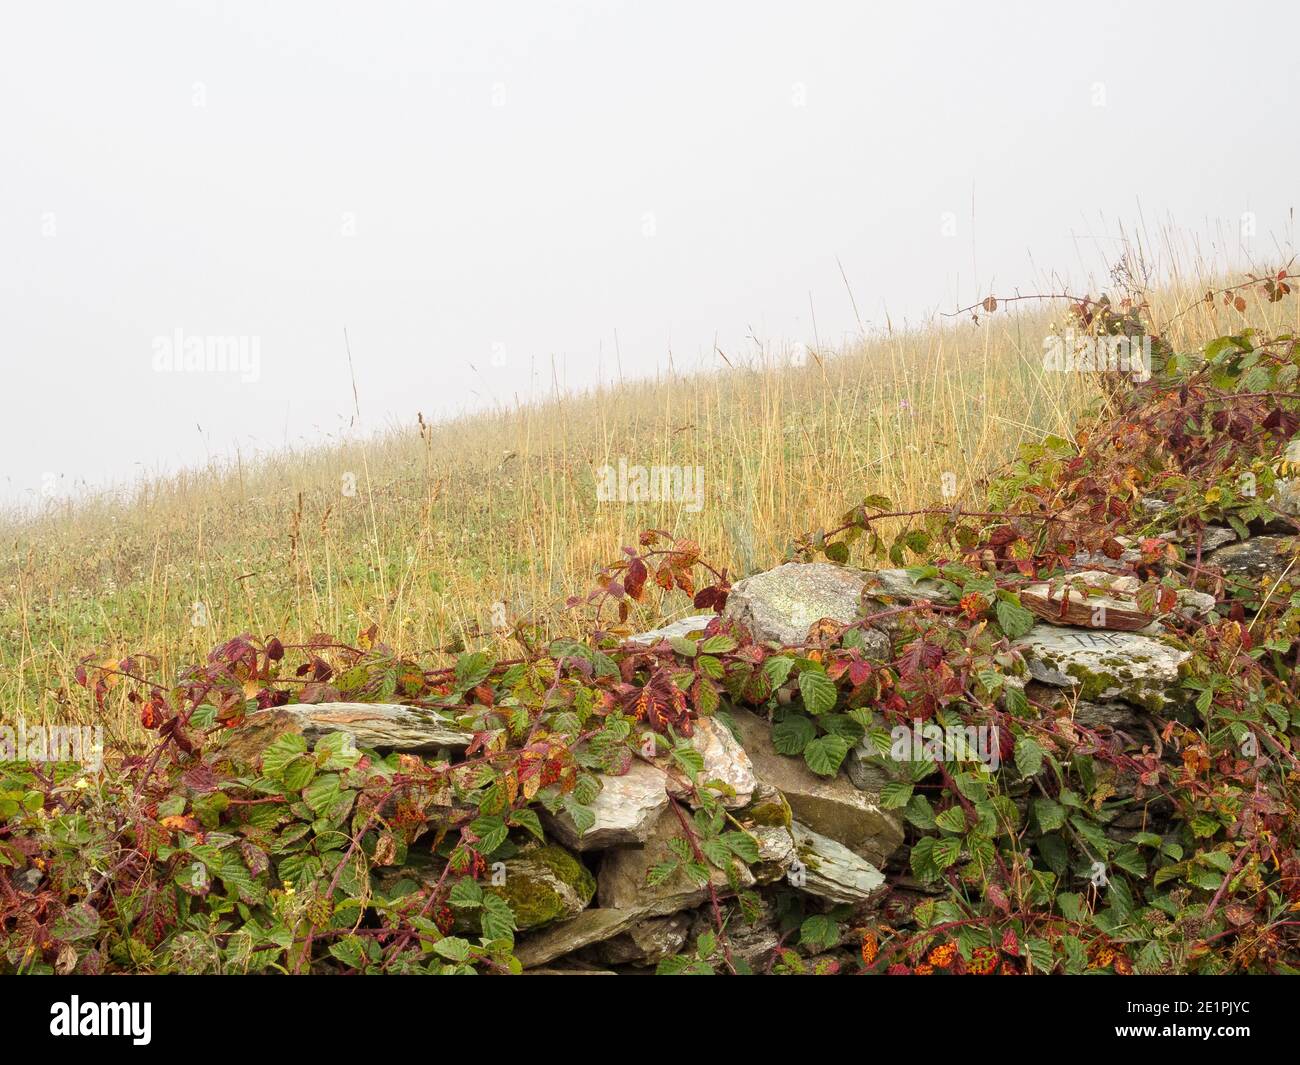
[3,273,1293,743]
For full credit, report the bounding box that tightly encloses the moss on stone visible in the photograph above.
[484,844,596,930]
[745,789,793,830]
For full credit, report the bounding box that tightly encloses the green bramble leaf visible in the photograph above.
[480,894,517,941]
[935,806,968,834]
[469,815,509,855]
[771,714,816,755]
[803,734,850,777]
[995,596,1036,639]
[454,651,495,689]
[933,836,962,868]
[448,878,484,909]
[432,936,471,962]
[1014,737,1044,777]
[880,781,914,810]
[261,733,307,779]
[281,755,317,792]
[797,668,838,716]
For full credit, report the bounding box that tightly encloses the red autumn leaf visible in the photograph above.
[898,638,943,679]
[987,525,1020,547]
[694,584,729,611]
[848,659,873,686]
[140,699,165,730]
[624,557,648,601]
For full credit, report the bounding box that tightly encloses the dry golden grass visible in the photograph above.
[4,262,1295,743]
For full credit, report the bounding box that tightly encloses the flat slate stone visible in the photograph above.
[541,761,669,850]
[274,702,471,750]
[596,912,693,966]
[625,615,713,646]
[1163,525,1238,553]
[1019,571,1153,631]
[864,568,957,605]
[515,907,650,968]
[217,702,469,764]
[790,822,886,904]
[596,808,755,915]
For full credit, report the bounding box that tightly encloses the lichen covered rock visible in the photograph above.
[1013,624,1191,712]
[723,562,881,647]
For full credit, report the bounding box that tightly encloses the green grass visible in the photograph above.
[4,268,1292,744]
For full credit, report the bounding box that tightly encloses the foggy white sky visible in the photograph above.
[2,0,1297,507]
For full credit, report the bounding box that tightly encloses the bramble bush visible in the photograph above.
[4,272,1300,975]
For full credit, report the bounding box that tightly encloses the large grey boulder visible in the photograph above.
[727,708,903,867]
[541,761,669,850]
[1013,624,1191,712]
[722,562,879,647]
